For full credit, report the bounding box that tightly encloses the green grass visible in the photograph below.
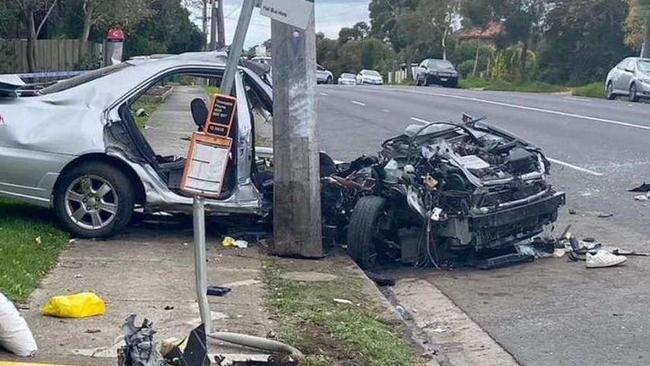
[0,200,69,303]
[572,82,607,99]
[461,78,567,93]
[133,100,161,129]
[263,259,418,366]
[206,86,220,97]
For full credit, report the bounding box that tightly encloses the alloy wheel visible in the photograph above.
[64,175,119,231]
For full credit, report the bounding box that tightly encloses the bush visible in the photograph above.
[458,60,476,78]
[573,82,606,98]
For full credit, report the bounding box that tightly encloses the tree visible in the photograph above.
[338,22,370,44]
[11,0,59,71]
[539,0,631,84]
[638,0,650,57]
[77,0,152,58]
[124,0,203,57]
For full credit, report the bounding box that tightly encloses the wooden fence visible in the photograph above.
[0,39,103,74]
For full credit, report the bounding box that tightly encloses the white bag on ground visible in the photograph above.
[0,292,37,356]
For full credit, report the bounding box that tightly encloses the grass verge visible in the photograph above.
[0,200,69,303]
[262,259,418,366]
[133,100,162,129]
[461,78,567,93]
[572,82,606,99]
[206,86,220,97]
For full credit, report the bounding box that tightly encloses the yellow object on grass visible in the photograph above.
[222,236,237,248]
[41,292,106,318]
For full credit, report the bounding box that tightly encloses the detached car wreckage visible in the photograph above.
[0,52,564,269]
[323,116,566,269]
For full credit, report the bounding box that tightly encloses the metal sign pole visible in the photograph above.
[220,0,257,95]
[193,0,257,336]
[193,195,212,334]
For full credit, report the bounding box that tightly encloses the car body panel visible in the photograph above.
[416,59,459,87]
[0,52,266,217]
[356,70,383,85]
[338,73,356,85]
[316,64,333,84]
[606,57,650,98]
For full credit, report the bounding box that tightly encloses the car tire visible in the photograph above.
[606,82,616,100]
[629,83,639,102]
[347,196,392,269]
[53,161,135,238]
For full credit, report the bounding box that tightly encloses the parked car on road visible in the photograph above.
[316,64,334,84]
[356,70,383,85]
[338,73,357,85]
[606,57,650,102]
[416,59,459,88]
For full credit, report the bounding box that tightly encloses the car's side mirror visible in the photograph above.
[190,98,208,130]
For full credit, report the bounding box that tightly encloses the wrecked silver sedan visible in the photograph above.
[324,116,566,268]
[0,53,273,238]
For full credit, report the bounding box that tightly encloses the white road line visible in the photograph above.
[403,89,650,131]
[352,100,366,106]
[410,116,430,124]
[547,158,603,177]
[319,92,329,96]
[382,109,390,113]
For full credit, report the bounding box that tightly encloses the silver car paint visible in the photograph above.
[606,57,650,96]
[0,52,266,216]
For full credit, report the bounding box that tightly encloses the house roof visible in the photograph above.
[456,22,506,41]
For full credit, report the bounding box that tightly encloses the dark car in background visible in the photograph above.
[416,59,459,88]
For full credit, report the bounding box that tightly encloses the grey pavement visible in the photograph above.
[316,84,650,366]
[141,85,202,157]
[0,228,275,365]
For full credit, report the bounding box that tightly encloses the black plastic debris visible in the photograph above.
[477,253,535,270]
[629,182,650,193]
[207,286,231,297]
[164,324,210,366]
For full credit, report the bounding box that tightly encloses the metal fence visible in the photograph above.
[0,39,102,74]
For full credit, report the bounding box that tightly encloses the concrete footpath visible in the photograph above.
[0,223,418,365]
[1,227,276,365]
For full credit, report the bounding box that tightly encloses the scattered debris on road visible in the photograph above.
[629,182,650,193]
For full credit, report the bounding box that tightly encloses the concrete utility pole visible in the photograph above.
[209,0,218,50]
[643,13,650,58]
[202,0,209,51]
[217,0,226,48]
[270,9,323,258]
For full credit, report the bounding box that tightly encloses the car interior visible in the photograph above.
[118,71,278,201]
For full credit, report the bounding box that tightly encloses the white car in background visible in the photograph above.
[316,64,334,84]
[338,73,357,85]
[356,70,383,85]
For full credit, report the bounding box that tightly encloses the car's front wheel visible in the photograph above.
[347,196,397,269]
[54,162,135,238]
[629,83,640,102]
[606,82,616,100]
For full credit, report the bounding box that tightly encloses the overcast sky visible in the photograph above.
[191,0,371,48]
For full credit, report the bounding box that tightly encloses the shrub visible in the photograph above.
[573,82,607,98]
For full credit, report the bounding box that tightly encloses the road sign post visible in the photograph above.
[269,1,323,258]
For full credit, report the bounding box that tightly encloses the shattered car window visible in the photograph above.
[40,63,132,95]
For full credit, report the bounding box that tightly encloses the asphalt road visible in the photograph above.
[315,85,650,366]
